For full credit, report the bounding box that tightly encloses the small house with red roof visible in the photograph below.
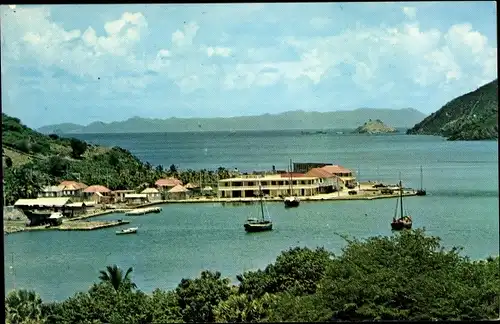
[83,185,112,203]
[58,180,88,198]
[155,177,183,191]
[320,165,356,188]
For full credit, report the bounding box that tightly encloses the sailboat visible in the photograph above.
[284,159,300,208]
[416,165,427,196]
[244,184,273,232]
[391,180,413,230]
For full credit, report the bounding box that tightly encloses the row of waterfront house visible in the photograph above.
[12,162,357,225]
[35,162,357,203]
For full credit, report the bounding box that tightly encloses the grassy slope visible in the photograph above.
[406,79,498,140]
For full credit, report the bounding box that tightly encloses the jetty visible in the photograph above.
[125,207,162,216]
[4,219,131,234]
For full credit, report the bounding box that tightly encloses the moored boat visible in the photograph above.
[125,207,161,215]
[116,227,138,235]
[391,180,413,230]
[415,165,427,196]
[244,184,273,233]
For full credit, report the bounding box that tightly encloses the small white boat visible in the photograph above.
[116,227,138,235]
[125,207,162,215]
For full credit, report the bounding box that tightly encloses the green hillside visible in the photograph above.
[407,79,498,140]
[2,114,231,205]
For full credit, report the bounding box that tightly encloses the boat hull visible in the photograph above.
[391,220,412,231]
[415,190,426,196]
[244,222,273,232]
[116,228,138,235]
[284,199,300,208]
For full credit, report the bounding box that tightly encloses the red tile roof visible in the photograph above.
[155,177,183,187]
[321,165,352,174]
[59,180,88,190]
[305,168,336,178]
[83,185,111,193]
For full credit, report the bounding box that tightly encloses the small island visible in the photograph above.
[352,119,398,134]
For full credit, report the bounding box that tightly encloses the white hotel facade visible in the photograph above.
[217,174,340,198]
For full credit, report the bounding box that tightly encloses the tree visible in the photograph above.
[148,289,183,323]
[169,164,178,174]
[70,138,88,159]
[5,289,44,324]
[175,270,233,323]
[5,156,13,168]
[317,229,500,321]
[213,292,278,323]
[237,246,333,298]
[98,265,137,292]
[46,156,70,178]
[266,292,333,322]
[44,283,152,324]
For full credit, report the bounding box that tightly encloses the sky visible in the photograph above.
[1,2,497,129]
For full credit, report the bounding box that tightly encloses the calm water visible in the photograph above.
[4,131,499,301]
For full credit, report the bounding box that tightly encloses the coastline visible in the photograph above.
[4,189,418,235]
[136,190,418,207]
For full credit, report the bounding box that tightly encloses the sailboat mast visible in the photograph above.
[259,183,265,221]
[420,165,423,190]
[289,159,293,195]
[400,180,404,218]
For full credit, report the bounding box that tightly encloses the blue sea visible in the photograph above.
[4,130,499,301]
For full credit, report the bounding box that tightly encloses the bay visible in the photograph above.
[4,131,499,301]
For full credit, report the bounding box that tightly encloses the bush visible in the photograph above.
[14,139,30,153]
[70,138,88,159]
[5,156,13,168]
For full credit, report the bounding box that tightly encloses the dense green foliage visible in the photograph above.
[2,114,232,205]
[2,113,71,156]
[407,79,498,140]
[5,230,499,323]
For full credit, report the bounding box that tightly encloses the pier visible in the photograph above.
[5,219,130,234]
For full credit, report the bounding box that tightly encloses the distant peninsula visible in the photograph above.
[352,119,397,134]
[407,79,498,141]
[37,108,426,134]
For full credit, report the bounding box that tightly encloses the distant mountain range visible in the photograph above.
[407,79,498,140]
[38,108,427,134]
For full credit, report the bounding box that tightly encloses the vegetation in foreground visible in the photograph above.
[407,78,498,140]
[5,230,499,323]
[2,113,232,205]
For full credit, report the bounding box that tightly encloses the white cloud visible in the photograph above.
[2,7,148,80]
[278,21,495,91]
[402,6,417,20]
[309,17,332,29]
[206,46,231,57]
[172,22,199,48]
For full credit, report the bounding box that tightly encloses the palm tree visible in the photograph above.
[5,289,44,324]
[98,264,137,291]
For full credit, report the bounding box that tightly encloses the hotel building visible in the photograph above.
[217,163,356,198]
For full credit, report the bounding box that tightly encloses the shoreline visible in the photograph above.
[4,219,131,235]
[4,190,418,235]
[136,191,418,206]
